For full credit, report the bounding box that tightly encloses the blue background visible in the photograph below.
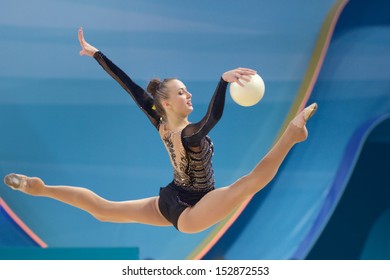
[0,0,389,260]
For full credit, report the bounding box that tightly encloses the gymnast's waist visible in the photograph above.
[168,180,214,194]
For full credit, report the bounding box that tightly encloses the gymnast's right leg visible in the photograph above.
[177,103,318,233]
[3,174,171,226]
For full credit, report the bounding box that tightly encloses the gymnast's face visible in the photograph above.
[164,79,193,118]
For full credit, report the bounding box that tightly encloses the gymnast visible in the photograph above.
[3,28,317,233]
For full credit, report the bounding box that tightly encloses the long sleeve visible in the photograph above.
[182,78,228,147]
[93,51,160,129]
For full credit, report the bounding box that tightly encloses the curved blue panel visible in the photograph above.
[205,0,390,259]
[361,209,390,260]
[306,116,390,259]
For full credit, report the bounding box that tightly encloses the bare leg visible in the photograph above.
[3,175,171,226]
[178,103,317,233]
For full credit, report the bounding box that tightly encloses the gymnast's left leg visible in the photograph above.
[3,175,171,226]
[177,103,317,233]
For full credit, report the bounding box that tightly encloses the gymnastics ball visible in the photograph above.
[230,73,265,107]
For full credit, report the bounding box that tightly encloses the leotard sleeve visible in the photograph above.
[182,78,228,147]
[93,51,160,129]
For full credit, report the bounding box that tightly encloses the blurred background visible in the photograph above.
[0,0,389,260]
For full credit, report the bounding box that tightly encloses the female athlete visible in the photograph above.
[4,28,317,233]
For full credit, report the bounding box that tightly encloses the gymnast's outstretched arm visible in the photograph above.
[78,27,160,129]
[182,68,256,148]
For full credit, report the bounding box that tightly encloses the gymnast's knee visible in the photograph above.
[93,214,110,222]
[232,173,269,197]
[89,204,132,223]
[92,212,135,223]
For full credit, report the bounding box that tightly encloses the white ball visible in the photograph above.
[230,73,265,107]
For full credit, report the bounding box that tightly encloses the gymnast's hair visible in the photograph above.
[147,78,176,120]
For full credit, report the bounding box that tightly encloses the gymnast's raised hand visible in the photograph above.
[78,27,98,57]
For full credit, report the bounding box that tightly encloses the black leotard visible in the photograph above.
[93,51,228,193]
[93,52,228,228]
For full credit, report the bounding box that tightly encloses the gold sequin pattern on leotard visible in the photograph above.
[159,123,215,192]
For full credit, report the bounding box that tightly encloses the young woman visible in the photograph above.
[4,28,317,233]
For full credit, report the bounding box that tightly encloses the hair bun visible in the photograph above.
[147,78,161,97]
